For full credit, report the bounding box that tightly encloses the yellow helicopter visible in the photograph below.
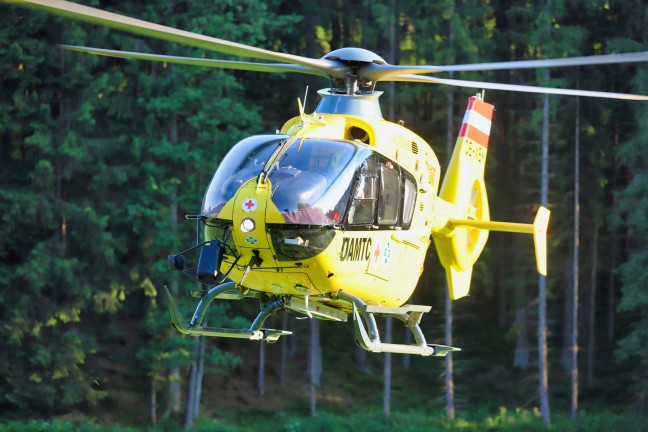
[7,0,648,357]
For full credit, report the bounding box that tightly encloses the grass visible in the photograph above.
[1,408,645,432]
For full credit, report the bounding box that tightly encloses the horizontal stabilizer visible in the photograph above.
[448,206,551,276]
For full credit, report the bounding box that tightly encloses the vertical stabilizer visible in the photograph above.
[433,96,550,300]
[433,95,495,299]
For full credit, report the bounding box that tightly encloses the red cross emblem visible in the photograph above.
[242,198,257,212]
[374,243,381,263]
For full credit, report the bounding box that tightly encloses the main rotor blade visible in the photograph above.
[60,45,328,77]
[6,0,345,77]
[442,51,648,73]
[361,51,648,81]
[388,74,648,101]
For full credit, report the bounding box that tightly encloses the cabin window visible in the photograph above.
[345,153,418,229]
[348,157,378,225]
[402,177,417,226]
[378,162,400,226]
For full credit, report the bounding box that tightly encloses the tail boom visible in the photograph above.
[432,95,550,300]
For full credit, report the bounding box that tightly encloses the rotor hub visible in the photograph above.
[322,47,387,65]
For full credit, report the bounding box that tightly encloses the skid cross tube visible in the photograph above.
[335,291,460,357]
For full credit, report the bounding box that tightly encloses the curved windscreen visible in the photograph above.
[202,135,284,217]
[268,139,359,225]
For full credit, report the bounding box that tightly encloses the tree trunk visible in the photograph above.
[309,319,321,417]
[166,337,181,417]
[165,187,182,420]
[383,317,392,417]
[445,287,455,421]
[194,334,206,419]
[513,265,530,370]
[571,98,580,421]
[289,318,298,357]
[607,230,617,345]
[184,327,206,430]
[258,342,266,395]
[356,345,370,373]
[387,0,397,121]
[150,378,157,426]
[497,269,507,328]
[445,62,456,421]
[586,220,599,387]
[513,305,530,370]
[607,125,619,346]
[330,5,341,51]
[165,107,182,421]
[57,51,68,255]
[382,7,396,416]
[280,313,288,387]
[184,338,198,430]
[538,83,551,428]
[361,0,369,49]
[561,257,574,370]
[402,330,412,371]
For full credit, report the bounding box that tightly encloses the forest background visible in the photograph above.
[1,0,647,430]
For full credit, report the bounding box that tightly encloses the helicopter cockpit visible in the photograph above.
[201,135,360,224]
[201,134,417,230]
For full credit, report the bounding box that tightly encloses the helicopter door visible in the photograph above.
[377,161,401,227]
[346,154,416,230]
[347,156,379,225]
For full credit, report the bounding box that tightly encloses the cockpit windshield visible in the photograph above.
[202,135,283,217]
[268,138,358,225]
[202,135,361,225]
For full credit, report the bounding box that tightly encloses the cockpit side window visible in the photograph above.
[378,162,401,226]
[345,153,417,230]
[347,156,378,225]
[402,175,417,227]
[202,135,283,217]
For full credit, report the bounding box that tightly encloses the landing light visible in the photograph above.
[241,218,256,233]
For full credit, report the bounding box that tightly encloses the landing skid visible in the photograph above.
[164,282,459,356]
[164,283,291,343]
[335,291,461,357]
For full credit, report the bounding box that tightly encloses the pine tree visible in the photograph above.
[0,5,133,414]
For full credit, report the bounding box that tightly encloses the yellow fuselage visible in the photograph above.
[209,112,441,307]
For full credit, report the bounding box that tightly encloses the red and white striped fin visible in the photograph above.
[458,96,494,149]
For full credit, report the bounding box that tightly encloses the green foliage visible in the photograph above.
[7,408,641,432]
[613,67,648,390]
[0,420,150,432]
[0,5,124,415]
[1,0,648,426]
